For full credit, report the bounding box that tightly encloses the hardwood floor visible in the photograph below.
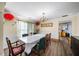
[29,38,73,56]
[4,38,73,56]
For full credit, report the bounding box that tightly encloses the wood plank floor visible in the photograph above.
[43,41,67,56]
[4,39,73,56]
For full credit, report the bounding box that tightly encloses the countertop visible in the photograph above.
[72,36,79,40]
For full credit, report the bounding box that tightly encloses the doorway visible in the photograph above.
[59,21,72,38]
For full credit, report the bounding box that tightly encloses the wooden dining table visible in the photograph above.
[19,34,45,55]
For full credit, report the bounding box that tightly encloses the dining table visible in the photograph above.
[19,34,45,55]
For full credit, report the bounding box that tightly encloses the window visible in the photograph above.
[17,21,35,38]
[17,21,27,38]
[27,23,34,34]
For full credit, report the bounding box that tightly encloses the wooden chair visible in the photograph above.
[6,37,25,56]
[45,34,49,48]
[49,33,51,45]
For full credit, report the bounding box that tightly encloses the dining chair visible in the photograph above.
[22,34,28,37]
[6,37,25,56]
[32,37,45,56]
[45,34,49,48]
[49,33,51,45]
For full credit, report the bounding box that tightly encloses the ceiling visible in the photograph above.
[5,2,79,21]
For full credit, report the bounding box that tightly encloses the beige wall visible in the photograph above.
[0,2,5,55]
[40,20,59,39]
[72,14,79,36]
[0,12,3,55]
[77,14,79,36]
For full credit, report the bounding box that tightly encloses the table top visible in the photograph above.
[72,36,79,40]
[19,34,45,43]
[19,34,45,54]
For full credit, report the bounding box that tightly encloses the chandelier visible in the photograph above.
[35,12,48,26]
[40,12,48,22]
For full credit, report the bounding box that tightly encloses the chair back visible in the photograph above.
[34,37,45,51]
[22,34,28,37]
[49,33,51,40]
[45,34,49,47]
[38,37,45,50]
[45,34,49,40]
[6,37,13,55]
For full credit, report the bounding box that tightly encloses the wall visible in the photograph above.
[0,12,3,55]
[72,14,79,36]
[59,22,72,36]
[76,14,79,36]
[3,11,17,49]
[39,14,79,39]
[0,2,5,55]
[40,20,59,39]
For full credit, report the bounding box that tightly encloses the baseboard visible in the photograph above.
[51,38,59,42]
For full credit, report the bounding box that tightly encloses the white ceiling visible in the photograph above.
[5,2,79,21]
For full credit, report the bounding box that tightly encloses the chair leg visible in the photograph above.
[50,41,51,45]
[9,52,11,56]
[38,52,40,56]
[20,53,22,56]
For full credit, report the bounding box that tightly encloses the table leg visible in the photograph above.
[25,52,31,56]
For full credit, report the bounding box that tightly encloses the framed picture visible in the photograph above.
[41,23,53,27]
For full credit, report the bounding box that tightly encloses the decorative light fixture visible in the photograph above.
[4,13,14,21]
[40,12,48,22]
[35,12,48,25]
[35,21,40,26]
